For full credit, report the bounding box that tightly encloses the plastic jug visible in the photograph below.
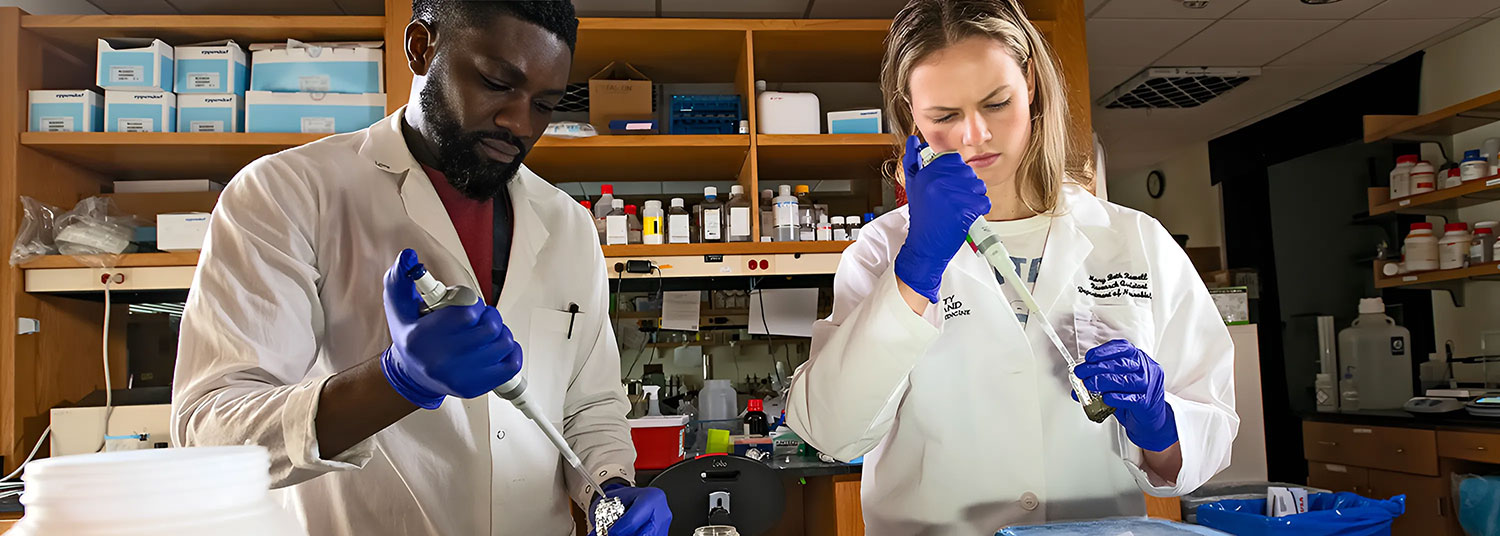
[699,379,738,422]
[1337,298,1412,410]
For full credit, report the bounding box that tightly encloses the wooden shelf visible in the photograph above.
[21,132,330,180]
[1367,178,1500,216]
[21,15,386,60]
[528,135,749,182]
[757,134,894,180]
[18,252,199,270]
[602,241,851,258]
[1375,261,1500,289]
[1364,87,1500,142]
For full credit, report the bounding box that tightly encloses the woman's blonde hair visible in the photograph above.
[881,0,1092,214]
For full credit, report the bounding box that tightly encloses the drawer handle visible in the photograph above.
[1317,441,1337,446]
[1395,448,1405,454]
[1476,446,1488,451]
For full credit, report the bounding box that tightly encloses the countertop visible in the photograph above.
[637,452,861,485]
[1301,408,1500,430]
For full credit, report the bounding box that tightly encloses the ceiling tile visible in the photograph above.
[87,0,177,14]
[1093,0,1249,19]
[1087,18,1213,66]
[1156,19,1338,67]
[661,0,807,18]
[1089,65,1143,99]
[1226,0,1385,19]
[1272,18,1469,65]
[1359,0,1500,19]
[166,0,345,15]
[573,0,658,17]
[808,0,907,19]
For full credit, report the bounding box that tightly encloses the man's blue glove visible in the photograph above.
[592,484,671,536]
[893,135,991,303]
[380,249,523,409]
[1073,339,1178,452]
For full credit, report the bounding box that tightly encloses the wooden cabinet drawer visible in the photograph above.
[1368,469,1461,536]
[1438,430,1500,464]
[1303,422,1438,475]
[1307,462,1369,495]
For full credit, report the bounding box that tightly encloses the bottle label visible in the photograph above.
[729,207,751,237]
[606,216,628,245]
[774,201,798,228]
[669,214,690,243]
[644,216,662,236]
[704,209,722,240]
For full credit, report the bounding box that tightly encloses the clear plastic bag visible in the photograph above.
[1454,473,1500,536]
[9,196,62,266]
[52,196,140,268]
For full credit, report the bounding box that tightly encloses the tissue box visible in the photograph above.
[177,94,242,133]
[249,41,384,94]
[157,212,212,251]
[245,91,385,133]
[105,90,176,133]
[827,109,881,134]
[29,90,103,132]
[175,41,248,95]
[97,38,174,91]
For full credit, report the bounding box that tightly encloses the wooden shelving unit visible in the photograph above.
[1364,87,1500,143]
[757,134,895,180]
[602,241,851,257]
[1374,261,1500,289]
[21,15,386,61]
[527,135,750,182]
[21,132,330,179]
[1366,178,1500,216]
[18,251,199,269]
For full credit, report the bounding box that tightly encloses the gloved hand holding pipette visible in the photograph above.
[1074,339,1179,452]
[893,135,992,304]
[590,483,671,536]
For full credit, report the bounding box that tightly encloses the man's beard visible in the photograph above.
[418,71,527,200]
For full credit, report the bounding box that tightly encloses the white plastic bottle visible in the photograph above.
[1404,222,1438,272]
[1443,168,1463,190]
[700,187,724,243]
[849,215,865,239]
[831,216,848,241]
[605,199,628,246]
[795,185,815,242]
[699,379,738,422]
[773,185,798,242]
[727,185,752,243]
[642,200,664,245]
[1462,149,1489,182]
[1410,161,1436,195]
[815,213,832,241]
[1471,227,1494,265]
[1337,297,1412,410]
[1390,155,1417,199]
[1315,373,1337,413]
[667,198,691,244]
[1439,223,1471,270]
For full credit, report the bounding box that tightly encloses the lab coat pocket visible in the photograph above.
[1074,304,1157,358]
[524,308,581,422]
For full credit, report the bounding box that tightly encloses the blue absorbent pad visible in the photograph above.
[1196,492,1405,536]
[1000,517,1229,535]
[1457,475,1500,536]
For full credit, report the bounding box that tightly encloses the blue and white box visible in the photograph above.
[105,90,176,133]
[97,38,174,92]
[827,109,882,134]
[29,90,103,132]
[177,94,242,133]
[249,40,384,95]
[245,91,385,134]
[175,40,248,95]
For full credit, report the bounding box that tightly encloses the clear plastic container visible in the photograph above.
[668,198,691,244]
[10,446,307,536]
[625,204,643,245]
[595,184,615,219]
[605,199,628,246]
[700,187,724,243]
[1405,222,1439,272]
[831,216,848,241]
[727,185,752,243]
[773,185,798,242]
[795,185,815,242]
[815,213,832,241]
[642,200,664,245]
[699,379,738,422]
[759,189,775,242]
[1338,297,1412,410]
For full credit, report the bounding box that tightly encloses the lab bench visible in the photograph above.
[1302,411,1500,535]
[635,453,866,536]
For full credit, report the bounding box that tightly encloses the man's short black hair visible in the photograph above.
[412,0,579,52]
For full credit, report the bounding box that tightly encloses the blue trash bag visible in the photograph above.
[1196,492,1405,536]
[1456,474,1500,536]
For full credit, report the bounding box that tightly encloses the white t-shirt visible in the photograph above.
[986,213,1052,325]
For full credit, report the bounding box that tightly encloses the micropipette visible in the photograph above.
[406,262,614,499]
[918,147,1116,423]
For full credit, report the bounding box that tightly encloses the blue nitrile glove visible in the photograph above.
[1073,339,1179,452]
[592,484,672,536]
[380,249,523,409]
[892,135,991,303]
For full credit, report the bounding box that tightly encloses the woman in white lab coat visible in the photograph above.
[784,0,1238,533]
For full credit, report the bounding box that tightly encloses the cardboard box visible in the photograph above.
[114,179,224,193]
[104,192,220,221]
[249,40,385,94]
[245,91,386,133]
[175,40,248,95]
[177,94,243,133]
[157,212,212,251]
[827,109,881,134]
[28,90,103,132]
[588,62,653,134]
[105,90,176,133]
[97,38,174,91]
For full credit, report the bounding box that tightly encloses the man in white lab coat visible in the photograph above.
[170,1,669,534]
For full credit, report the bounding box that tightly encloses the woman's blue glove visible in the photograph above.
[893,135,991,303]
[1073,339,1179,452]
[592,484,671,536]
[380,249,523,409]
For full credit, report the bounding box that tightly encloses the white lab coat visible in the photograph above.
[786,184,1237,535]
[171,109,634,536]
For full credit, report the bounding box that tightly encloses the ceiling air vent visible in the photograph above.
[1099,67,1261,109]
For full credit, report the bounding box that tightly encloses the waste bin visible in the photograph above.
[1196,492,1405,536]
[998,517,1230,535]
[1454,473,1500,536]
[1178,482,1330,524]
